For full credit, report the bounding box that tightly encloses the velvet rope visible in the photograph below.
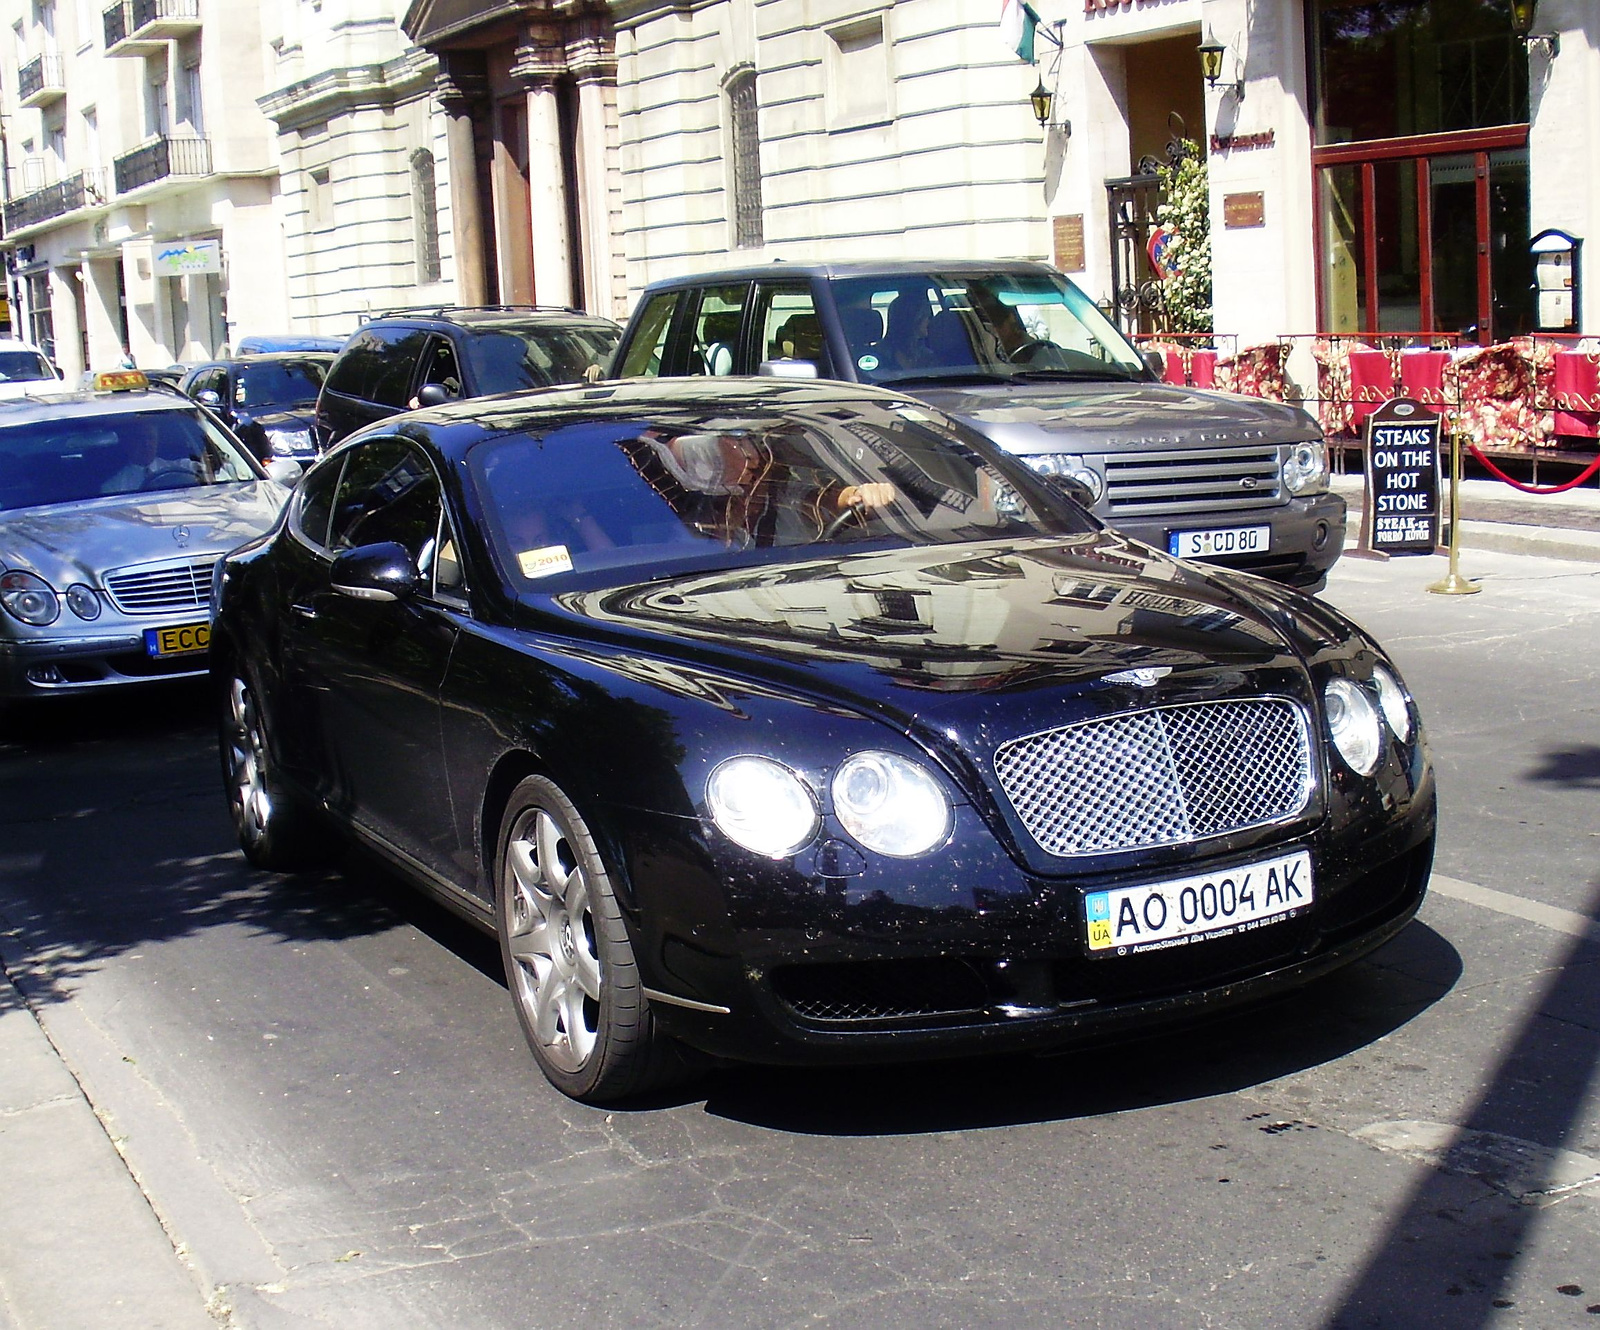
[1460,439,1600,495]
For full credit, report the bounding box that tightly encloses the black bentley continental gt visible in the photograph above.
[210,377,1435,1103]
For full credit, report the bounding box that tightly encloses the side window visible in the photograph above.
[292,453,346,550]
[366,328,430,408]
[425,507,468,602]
[688,284,748,376]
[417,336,462,397]
[616,292,681,378]
[323,330,385,398]
[753,282,829,374]
[328,440,441,561]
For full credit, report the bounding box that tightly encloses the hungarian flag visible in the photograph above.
[999,0,1039,62]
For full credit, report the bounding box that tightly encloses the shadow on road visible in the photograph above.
[1526,744,1600,790]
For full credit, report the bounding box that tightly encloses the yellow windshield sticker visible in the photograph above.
[517,545,574,579]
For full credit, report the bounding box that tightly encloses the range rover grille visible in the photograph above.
[1104,446,1283,517]
[993,698,1314,857]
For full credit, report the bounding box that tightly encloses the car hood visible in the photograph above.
[0,482,290,587]
[903,379,1320,455]
[241,406,317,432]
[545,531,1316,767]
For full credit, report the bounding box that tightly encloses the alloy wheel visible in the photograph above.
[225,676,271,847]
[503,805,602,1072]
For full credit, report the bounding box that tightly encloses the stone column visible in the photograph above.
[48,266,85,381]
[569,30,619,318]
[436,57,489,307]
[513,34,573,310]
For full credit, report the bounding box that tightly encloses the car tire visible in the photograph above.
[495,775,686,1103]
[219,670,333,871]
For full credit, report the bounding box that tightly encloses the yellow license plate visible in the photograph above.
[144,622,210,658]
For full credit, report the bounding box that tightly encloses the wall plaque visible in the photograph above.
[1223,192,1265,229]
[1053,214,1086,273]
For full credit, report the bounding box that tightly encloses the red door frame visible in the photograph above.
[1310,124,1528,344]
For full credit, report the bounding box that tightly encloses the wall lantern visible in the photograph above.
[1197,26,1244,100]
[1509,0,1559,56]
[1030,78,1053,129]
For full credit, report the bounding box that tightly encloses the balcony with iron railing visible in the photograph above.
[112,136,211,194]
[17,53,65,107]
[105,0,199,55]
[2,170,107,234]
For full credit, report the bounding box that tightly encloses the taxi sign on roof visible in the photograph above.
[92,369,149,393]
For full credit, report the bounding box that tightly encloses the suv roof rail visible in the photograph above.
[360,303,591,323]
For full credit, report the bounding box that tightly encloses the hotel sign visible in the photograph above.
[153,239,222,277]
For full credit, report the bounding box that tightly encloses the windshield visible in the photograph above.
[469,399,1090,591]
[464,325,621,395]
[831,271,1147,386]
[236,360,326,407]
[0,350,56,382]
[0,409,262,510]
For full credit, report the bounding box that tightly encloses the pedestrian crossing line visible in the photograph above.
[1428,873,1600,943]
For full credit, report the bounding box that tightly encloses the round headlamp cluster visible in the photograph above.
[1023,453,1104,505]
[706,750,953,860]
[1323,666,1414,775]
[1283,441,1329,495]
[0,570,60,626]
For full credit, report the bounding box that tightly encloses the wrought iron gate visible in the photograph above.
[1105,173,1164,337]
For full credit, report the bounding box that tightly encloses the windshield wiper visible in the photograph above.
[1008,368,1141,382]
[877,370,1018,386]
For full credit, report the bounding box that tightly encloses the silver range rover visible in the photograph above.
[611,259,1345,589]
[0,378,298,702]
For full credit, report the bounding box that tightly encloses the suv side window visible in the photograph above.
[324,327,428,406]
[417,335,463,398]
[753,282,829,375]
[616,292,681,378]
[688,284,748,376]
[329,439,441,560]
[366,329,431,408]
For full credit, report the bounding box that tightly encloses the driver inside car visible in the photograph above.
[99,417,200,495]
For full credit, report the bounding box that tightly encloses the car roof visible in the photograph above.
[189,352,335,370]
[0,387,202,426]
[637,257,1061,294]
[0,338,49,353]
[360,306,621,332]
[380,375,937,466]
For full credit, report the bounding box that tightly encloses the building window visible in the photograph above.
[726,68,763,250]
[176,36,202,135]
[307,166,332,230]
[411,148,441,284]
[27,272,53,361]
[144,58,169,138]
[824,16,891,130]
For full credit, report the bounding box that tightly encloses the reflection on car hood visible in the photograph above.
[242,407,317,430]
[905,380,1320,454]
[0,483,289,587]
[549,531,1306,739]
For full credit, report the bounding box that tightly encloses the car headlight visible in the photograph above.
[706,756,819,858]
[1023,454,1104,504]
[1324,678,1383,775]
[1371,665,1412,743]
[0,570,61,626]
[831,751,952,857]
[266,428,312,456]
[65,583,101,621]
[1283,441,1329,495]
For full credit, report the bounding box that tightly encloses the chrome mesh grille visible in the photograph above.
[1104,446,1282,517]
[103,558,215,615]
[993,699,1313,857]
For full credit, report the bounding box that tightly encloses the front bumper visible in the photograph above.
[0,629,209,698]
[1109,490,1348,588]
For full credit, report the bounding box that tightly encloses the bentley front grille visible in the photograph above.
[1104,446,1283,518]
[103,557,216,615]
[993,698,1313,857]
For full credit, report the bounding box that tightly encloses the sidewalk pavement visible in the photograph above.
[0,967,215,1329]
[1332,472,1600,564]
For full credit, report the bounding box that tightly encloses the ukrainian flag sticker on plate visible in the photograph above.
[1086,891,1113,950]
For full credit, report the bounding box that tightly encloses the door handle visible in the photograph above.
[290,602,319,621]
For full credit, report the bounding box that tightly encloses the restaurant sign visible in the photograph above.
[1363,399,1441,555]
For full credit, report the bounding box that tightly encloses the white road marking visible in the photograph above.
[1429,873,1600,943]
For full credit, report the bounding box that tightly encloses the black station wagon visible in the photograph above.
[212,378,1433,1103]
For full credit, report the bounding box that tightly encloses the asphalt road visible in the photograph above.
[1,547,1597,1329]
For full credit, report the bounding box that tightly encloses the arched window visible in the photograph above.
[725,69,763,250]
[411,148,442,284]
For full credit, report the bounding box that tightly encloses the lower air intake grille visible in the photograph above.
[771,958,990,1024]
[994,698,1313,857]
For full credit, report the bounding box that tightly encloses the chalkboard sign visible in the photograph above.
[1363,399,1441,555]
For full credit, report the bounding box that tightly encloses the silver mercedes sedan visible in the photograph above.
[0,376,298,701]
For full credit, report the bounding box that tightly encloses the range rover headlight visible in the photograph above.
[0,570,61,626]
[1283,441,1329,495]
[1371,665,1412,743]
[1324,677,1383,776]
[706,756,819,859]
[1023,454,1104,504]
[65,584,102,621]
[831,751,952,857]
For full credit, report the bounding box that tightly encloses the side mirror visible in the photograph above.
[414,382,456,408]
[196,389,223,407]
[759,359,819,379]
[330,541,418,603]
[1141,348,1167,380]
[263,457,303,487]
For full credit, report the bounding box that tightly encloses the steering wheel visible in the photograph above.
[822,498,869,540]
[140,462,197,490]
[1005,338,1057,365]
